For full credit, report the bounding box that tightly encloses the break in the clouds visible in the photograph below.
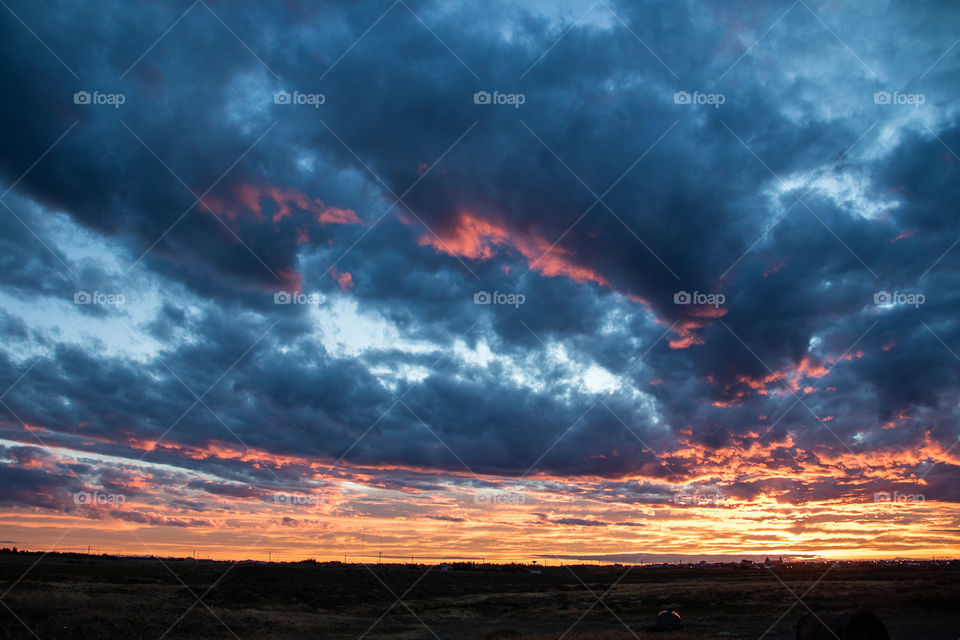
[1,0,959,561]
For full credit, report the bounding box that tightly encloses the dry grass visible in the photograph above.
[0,556,957,639]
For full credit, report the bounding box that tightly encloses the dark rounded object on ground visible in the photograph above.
[657,609,682,630]
[796,609,889,640]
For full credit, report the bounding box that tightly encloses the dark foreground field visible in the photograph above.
[1,554,958,639]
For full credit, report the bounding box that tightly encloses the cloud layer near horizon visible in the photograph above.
[1,0,959,559]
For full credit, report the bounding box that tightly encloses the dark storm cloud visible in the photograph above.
[1,0,959,505]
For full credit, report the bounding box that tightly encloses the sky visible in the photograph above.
[1,0,959,564]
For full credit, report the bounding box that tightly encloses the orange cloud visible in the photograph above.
[329,266,354,291]
[417,211,609,286]
[202,182,361,226]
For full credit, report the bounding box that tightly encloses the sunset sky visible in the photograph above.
[1,0,960,564]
